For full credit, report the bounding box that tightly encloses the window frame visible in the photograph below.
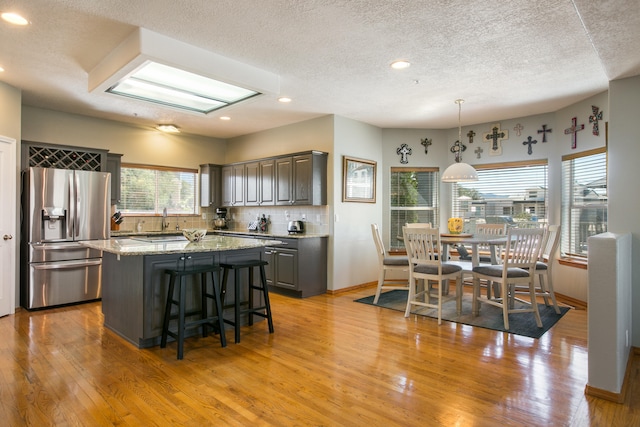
[561,147,608,259]
[120,163,198,216]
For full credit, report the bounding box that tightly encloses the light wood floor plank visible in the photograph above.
[0,286,638,426]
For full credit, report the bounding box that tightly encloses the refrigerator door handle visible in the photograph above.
[68,174,74,239]
[74,172,80,238]
[31,259,102,270]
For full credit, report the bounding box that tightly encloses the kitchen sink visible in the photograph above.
[130,235,187,243]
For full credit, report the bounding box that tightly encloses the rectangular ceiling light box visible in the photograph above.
[89,28,279,114]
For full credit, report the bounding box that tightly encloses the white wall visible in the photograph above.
[332,116,383,291]
[609,75,640,346]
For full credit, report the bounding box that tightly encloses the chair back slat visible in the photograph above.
[503,227,545,270]
[371,223,386,262]
[402,226,440,268]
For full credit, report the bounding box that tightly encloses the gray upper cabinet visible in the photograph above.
[106,153,122,205]
[222,150,327,207]
[199,164,222,208]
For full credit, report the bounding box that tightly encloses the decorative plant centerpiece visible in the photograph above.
[447,217,463,234]
[182,228,207,242]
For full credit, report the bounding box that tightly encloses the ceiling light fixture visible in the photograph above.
[390,60,411,70]
[0,66,4,72]
[441,99,479,182]
[1,12,29,26]
[219,116,231,121]
[89,28,280,115]
[278,96,292,103]
[156,124,180,133]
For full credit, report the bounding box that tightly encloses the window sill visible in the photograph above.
[558,256,588,270]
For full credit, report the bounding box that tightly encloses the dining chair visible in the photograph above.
[402,225,463,325]
[471,227,544,330]
[371,223,410,304]
[405,222,432,228]
[510,225,561,314]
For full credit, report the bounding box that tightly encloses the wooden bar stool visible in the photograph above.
[220,259,274,343]
[161,264,226,359]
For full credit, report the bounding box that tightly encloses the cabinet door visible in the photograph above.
[221,166,233,207]
[274,248,298,290]
[199,164,221,208]
[106,153,122,205]
[263,247,276,286]
[232,164,245,206]
[259,159,275,206]
[292,153,312,205]
[275,156,293,205]
[245,161,260,206]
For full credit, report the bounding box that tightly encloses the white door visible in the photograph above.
[0,135,16,317]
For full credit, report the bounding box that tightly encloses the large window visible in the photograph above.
[452,160,548,232]
[389,167,439,251]
[561,148,607,257]
[120,164,197,215]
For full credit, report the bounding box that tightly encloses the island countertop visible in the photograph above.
[81,235,283,256]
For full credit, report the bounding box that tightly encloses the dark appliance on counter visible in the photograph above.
[21,167,110,309]
[288,220,305,234]
[213,207,228,229]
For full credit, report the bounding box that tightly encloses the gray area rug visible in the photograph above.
[355,290,570,339]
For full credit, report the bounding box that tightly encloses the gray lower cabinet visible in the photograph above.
[263,237,327,298]
[101,248,264,348]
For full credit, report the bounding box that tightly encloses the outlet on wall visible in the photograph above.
[301,213,306,221]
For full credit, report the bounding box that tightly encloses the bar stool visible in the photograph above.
[161,264,226,359]
[220,259,274,343]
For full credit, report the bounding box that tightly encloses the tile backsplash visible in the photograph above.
[114,205,330,235]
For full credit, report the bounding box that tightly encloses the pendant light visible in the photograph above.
[441,99,479,182]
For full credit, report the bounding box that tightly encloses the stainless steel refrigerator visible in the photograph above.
[21,167,111,309]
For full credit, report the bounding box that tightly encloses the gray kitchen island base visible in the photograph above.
[101,247,267,349]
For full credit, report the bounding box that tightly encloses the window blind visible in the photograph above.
[452,160,548,233]
[561,148,607,257]
[389,167,439,251]
[120,164,197,215]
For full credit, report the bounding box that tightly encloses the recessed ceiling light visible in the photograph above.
[220,116,231,121]
[278,97,292,103]
[390,60,411,70]
[156,124,180,133]
[1,12,29,26]
[0,66,4,72]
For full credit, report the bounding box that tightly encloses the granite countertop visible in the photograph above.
[110,229,328,239]
[81,235,283,256]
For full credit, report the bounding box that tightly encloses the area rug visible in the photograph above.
[354,290,570,339]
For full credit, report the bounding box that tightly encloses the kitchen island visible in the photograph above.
[81,235,282,348]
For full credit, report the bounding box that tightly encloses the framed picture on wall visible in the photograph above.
[342,156,376,203]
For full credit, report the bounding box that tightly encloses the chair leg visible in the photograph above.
[234,269,241,344]
[248,267,254,326]
[177,276,187,360]
[456,273,463,315]
[259,264,274,333]
[501,280,510,330]
[472,276,480,316]
[404,275,415,317]
[529,278,543,328]
[373,269,385,304]
[210,270,227,348]
[201,272,208,338]
[436,280,443,325]
[161,272,176,348]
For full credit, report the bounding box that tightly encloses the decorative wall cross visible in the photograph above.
[537,124,552,142]
[466,130,476,144]
[564,117,584,149]
[450,140,466,163]
[420,137,432,154]
[483,123,508,156]
[474,146,483,159]
[396,143,412,164]
[589,105,603,136]
[513,123,524,136]
[522,136,537,155]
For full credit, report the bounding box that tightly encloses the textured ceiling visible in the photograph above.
[1,0,639,139]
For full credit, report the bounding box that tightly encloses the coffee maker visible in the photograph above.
[213,207,228,229]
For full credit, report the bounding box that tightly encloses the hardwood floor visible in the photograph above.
[1,286,638,426]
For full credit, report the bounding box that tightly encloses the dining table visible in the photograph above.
[440,233,508,267]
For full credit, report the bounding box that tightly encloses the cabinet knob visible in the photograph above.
[3,234,12,241]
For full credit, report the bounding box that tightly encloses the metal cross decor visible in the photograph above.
[513,123,524,136]
[483,123,509,156]
[450,140,467,163]
[564,117,584,149]
[589,105,603,136]
[474,146,483,159]
[537,124,552,143]
[522,136,537,155]
[420,137,432,154]
[396,143,412,164]
[467,130,476,144]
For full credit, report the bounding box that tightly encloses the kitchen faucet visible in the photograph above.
[162,207,168,230]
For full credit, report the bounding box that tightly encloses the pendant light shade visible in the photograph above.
[441,99,478,183]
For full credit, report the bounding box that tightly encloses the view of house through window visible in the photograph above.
[389,167,439,251]
[561,148,607,257]
[120,164,197,215]
[451,160,548,233]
